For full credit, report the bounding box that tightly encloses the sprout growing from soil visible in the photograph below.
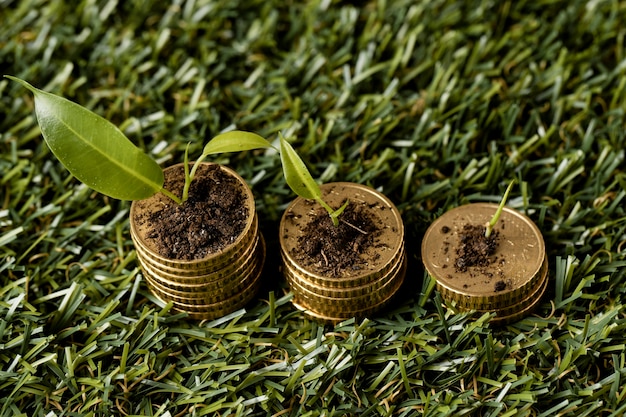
[485,179,516,238]
[9,75,350,227]
[279,134,348,226]
[6,76,272,204]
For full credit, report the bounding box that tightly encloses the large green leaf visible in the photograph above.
[7,76,164,200]
[201,130,272,157]
[279,135,321,201]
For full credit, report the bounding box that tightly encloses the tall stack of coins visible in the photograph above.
[421,203,547,325]
[130,164,264,320]
[280,183,406,323]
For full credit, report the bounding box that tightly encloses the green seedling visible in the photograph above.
[279,134,348,226]
[485,179,516,238]
[6,76,272,204]
[8,76,347,226]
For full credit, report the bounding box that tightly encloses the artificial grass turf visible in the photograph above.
[1,0,626,415]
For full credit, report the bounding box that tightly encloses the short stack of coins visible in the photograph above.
[421,203,547,325]
[279,183,406,323]
[130,165,264,320]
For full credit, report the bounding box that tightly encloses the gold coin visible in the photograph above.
[144,235,265,317]
[130,163,257,270]
[150,274,261,320]
[491,267,548,325]
[143,251,259,302]
[279,182,405,322]
[292,256,407,323]
[279,182,405,289]
[279,236,406,294]
[136,232,261,287]
[284,247,406,299]
[421,203,546,318]
[143,236,264,300]
[490,258,548,317]
[160,274,261,312]
[132,214,259,276]
[287,252,406,318]
[286,272,392,310]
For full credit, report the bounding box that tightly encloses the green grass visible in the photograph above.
[1,0,626,415]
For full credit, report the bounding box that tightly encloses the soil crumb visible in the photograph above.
[454,224,499,273]
[134,164,248,260]
[291,202,382,277]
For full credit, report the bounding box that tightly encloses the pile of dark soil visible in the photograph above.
[290,202,382,277]
[454,224,500,273]
[134,164,248,260]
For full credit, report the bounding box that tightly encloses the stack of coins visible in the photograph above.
[130,164,264,320]
[421,203,547,325]
[280,183,406,323]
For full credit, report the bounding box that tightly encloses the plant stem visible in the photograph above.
[181,152,209,203]
[160,187,182,205]
[316,198,340,226]
[315,198,349,227]
[485,180,516,238]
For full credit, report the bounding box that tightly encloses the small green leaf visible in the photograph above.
[201,130,272,157]
[279,134,321,201]
[329,199,350,225]
[6,76,164,200]
[184,130,272,202]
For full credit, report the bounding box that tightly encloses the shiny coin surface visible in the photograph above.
[130,163,257,270]
[491,264,548,325]
[283,247,406,299]
[291,257,407,324]
[142,237,264,301]
[421,203,546,322]
[136,233,261,287]
[132,214,259,276]
[146,237,265,318]
[280,182,404,286]
[287,255,406,311]
[280,182,405,322]
[150,274,262,320]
